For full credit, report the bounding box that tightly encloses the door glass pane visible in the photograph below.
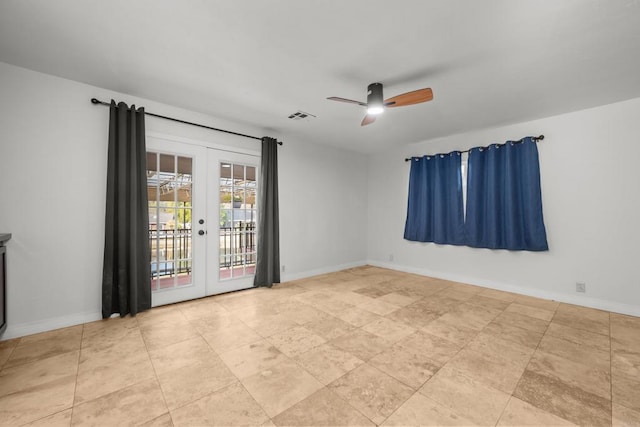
[219,161,257,280]
[148,152,193,291]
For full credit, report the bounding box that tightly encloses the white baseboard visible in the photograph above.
[367,259,640,318]
[2,310,102,340]
[281,260,368,283]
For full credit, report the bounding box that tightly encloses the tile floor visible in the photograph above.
[0,266,639,426]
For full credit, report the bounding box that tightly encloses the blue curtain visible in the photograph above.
[465,137,548,251]
[404,152,465,245]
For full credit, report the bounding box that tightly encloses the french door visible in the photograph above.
[146,135,259,306]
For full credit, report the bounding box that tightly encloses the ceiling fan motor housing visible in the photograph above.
[367,82,383,107]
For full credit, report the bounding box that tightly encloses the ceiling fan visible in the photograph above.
[327,82,433,126]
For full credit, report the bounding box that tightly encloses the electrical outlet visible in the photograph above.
[389,254,394,262]
[281,265,285,273]
[576,282,586,293]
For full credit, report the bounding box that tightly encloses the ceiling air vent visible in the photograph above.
[288,110,316,121]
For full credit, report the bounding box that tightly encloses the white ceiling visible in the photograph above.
[1,1,640,153]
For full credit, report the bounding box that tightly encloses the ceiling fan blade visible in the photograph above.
[384,88,433,108]
[327,97,367,107]
[361,114,376,126]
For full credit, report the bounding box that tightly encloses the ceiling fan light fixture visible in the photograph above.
[366,105,384,115]
[366,82,384,115]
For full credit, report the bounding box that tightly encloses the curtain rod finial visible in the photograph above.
[537,135,545,141]
[91,98,100,104]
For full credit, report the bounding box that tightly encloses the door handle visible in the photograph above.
[198,230,206,236]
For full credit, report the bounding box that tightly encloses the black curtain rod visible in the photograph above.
[404,135,544,162]
[91,98,283,145]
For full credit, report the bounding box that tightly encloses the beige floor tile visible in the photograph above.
[330,329,392,361]
[466,333,534,366]
[493,311,550,333]
[377,292,421,307]
[506,302,555,321]
[613,403,640,427]
[294,343,364,385]
[396,331,461,365]
[353,286,391,298]
[513,369,611,426]
[170,381,269,426]
[0,373,76,426]
[78,328,147,363]
[382,392,475,426]
[412,295,461,315]
[140,320,200,351]
[361,317,415,343]
[384,304,441,328]
[478,287,517,302]
[177,297,228,321]
[313,299,357,318]
[513,294,560,311]
[545,322,610,352]
[157,359,237,410]
[82,315,138,339]
[136,305,189,328]
[553,304,610,335]
[4,268,639,427]
[149,335,218,375]
[497,397,576,426]
[445,282,483,294]
[230,303,281,325]
[612,343,640,378]
[189,311,237,335]
[369,344,440,389]
[332,290,377,306]
[611,313,640,351]
[0,350,78,398]
[527,350,611,400]
[436,289,475,302]
[480,321,543,350]
[358,299,400,316]
[272,387,374,426]
[328,363,414,425]
[466,294,512,311]
[336,307,382,327]
[71,378,168,426]
[419,366,511,426]
[612,373,640,412]
[219,339,287,379]
[243,312,300,338]
[202,321,263,353]
[75,346,156,404]
[23,409,73,427]
[0,338,18,369]
[421,315,478,347]
[266,325,326,357]
[81,319,141,353]
[241,358,323,418]
[445,303,502,330]
[5,325,82,368]
[139,413,174,427]
[278,303,328,325]
[446,348,527,393]
[303,314,357,340]
[537,333,610,370]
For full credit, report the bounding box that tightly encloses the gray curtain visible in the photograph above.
[102,101,151,318]
[253,137,280,287]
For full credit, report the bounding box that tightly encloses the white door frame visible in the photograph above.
[146,132,261,306]
[206,149,260,296]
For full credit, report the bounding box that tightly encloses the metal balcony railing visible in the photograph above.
[149,222,256,277]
